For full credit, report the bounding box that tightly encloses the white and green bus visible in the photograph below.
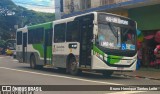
[16,12,137,76]
[16,22,53,66]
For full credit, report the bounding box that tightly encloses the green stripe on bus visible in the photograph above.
[32,44,44,57]
[32,44,52,59]
[28,22,52,30]
[93,45,122,64]
[107,55,123,64]
[47,46,52,58]
[93,45,104,56]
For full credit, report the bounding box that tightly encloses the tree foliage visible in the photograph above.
[0,0,55,40]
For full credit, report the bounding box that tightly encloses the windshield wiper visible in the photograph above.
[108,23,121,45]
[108,23,118,37]
[123,28,129,36]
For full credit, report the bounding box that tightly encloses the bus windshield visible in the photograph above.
[97,23,136,51]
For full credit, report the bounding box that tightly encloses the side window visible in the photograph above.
[28,28,44,44]
[36,28,44,43]
[45,28,53,46]
[54,23,66,43]
[66,21,79,42]
[17,31,22,45]
[28,29,33,44]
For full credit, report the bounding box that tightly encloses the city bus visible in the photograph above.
[16,22,53,64]
[16,12,137,76]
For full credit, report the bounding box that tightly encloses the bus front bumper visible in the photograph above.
[91,55,137,71]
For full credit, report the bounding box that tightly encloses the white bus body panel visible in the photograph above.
[52,42,80,68]
[16,27,27,62]
[91,54,137,71]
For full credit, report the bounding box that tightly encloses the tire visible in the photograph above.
[68,57,81,75]
[30,55,37,69]
[102,71,113,78]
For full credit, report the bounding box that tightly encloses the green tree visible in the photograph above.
[0,0,55,40]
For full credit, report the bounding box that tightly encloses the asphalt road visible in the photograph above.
[0,55,160,94]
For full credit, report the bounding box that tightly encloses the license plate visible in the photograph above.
[117,67,124,70]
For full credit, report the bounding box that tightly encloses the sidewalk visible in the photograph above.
[114,67,160,80]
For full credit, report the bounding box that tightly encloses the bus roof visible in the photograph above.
[17,26,27,32]
[17,12,134,31]
[53,12,133,24]
[53,12,97,24]
[28,22,53,30]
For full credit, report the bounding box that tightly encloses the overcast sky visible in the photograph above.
[12,0,55,13]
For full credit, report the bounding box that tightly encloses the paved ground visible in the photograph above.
[115,69,160,80]
[0,55,160,94]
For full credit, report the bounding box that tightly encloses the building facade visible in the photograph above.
[55,0,61,20]
[55,0,160,68]
[55,0,91,19]
[55,0,132,19]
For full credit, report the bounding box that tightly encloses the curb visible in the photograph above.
[114,73,160,81]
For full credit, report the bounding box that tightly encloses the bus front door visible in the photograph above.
[80,20,93,68]
[22,32,27,62]
[44,29,52,65]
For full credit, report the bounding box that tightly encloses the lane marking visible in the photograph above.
[12,62,19,64]
[107,91,146,94]
[0,66,122,85]
[12,60,18,62]
[0,56,11,59]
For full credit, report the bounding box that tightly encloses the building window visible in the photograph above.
[28,28,44,44]
[81,0,91,10]
[54,23,66,43]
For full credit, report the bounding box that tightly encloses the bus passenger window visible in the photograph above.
[17,31,22,45]
[28,28,44,44]
[66,21,79,42]
[54,23,66,43]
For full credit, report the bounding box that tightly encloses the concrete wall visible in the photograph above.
[55,0,62,20]
[129,4,160,30]
[62,0,131,14]
[63,0,81,14]
[91,0,101,8]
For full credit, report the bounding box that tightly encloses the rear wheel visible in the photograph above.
[102,71,113,78]
[68,57,81,75]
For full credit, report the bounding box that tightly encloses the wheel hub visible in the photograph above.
[71,62,76,71]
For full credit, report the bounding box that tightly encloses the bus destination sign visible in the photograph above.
[105,16,128,25]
